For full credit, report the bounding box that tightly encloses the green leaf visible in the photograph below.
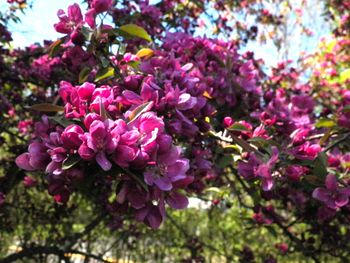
[30,103,64,112]
[315,118,336,128]
[108,193,117,203]
[127,101,154,124]
[48,39,62,57]
[343,105,350,113]
[136,48,154,58]
[94,67,115,82]
[317,152,328,167]
[78,67,91,84]
[62,155,80,170]
[99,98,109,120]
[265,225,278,237]
[319,129,332,145]
[81,26,93,41]
[340,68,350,83]
[248,137,272,149]
[312,152,328,178]
[119,24,152,42]
[217,154,234,168]
[232,135,258,154]
[204,187,222,193]
[223,144,241,152]
[304,175,324,186]
[128,61,141,69]
[227,123,249,132]
[48,116,74,127]
[100,56,110,68]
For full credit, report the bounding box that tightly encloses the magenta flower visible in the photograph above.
[54,4,83,34]
[79,119,119,171]
[84,113,103,129]
[90,0,113,13]
[34,115,52,139]
[59,81,89,118]
[116,182,165,229]
[17,119,33,135]
[144,146,189,191]
[16,141,49,171]
[290,127,310,145]
[238,147,279,191]
[338,111,350,129]
[316,206,337,221]
[111,119,139,168]
[85,0,112,28]
[85,8,96,28]
[89,86,115,114]
[78,82,95,100]
[23,176,37,188]
[132,112,164,154]
[236,60,261,93]
[223,117,234,128]
[135,202,165,229]
[176,93,198,110]
[113,144,138,168]
[285,165,307,181]
[45,130,68,175]
[291,142,321,160]
[61,124,84,150]
[119,81,159,108]
[291,95,315,114]
[312,174,350,210]
[123,53,140,63]
[165,191,189,209]
[47,177,70,204]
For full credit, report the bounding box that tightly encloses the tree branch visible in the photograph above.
[0,245,111,263]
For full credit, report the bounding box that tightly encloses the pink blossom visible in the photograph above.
[285,165,307,181]
[312,174,350,210]
[18,119,33,135]
[238,147,279,191]
[61,124,84,150]
[90,0,113,13]
[85,8,96,28]
[291,142,321,160]
[15,142,49,171]
[79,119,119,171]
[144,146,189,191]
[54,4,83,34]
[275,243,288,254]
[23,176,37,188]
[135,202,165,229]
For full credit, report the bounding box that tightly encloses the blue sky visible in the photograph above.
[5,0,86,47]
[3,0,331,70]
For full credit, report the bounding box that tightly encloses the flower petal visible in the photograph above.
[326,174,338,191]
[15,153,36,171]
[96,151,112,171]
[166,191,189,209]
[154,177,172,191]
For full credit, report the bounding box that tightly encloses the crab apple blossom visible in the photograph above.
[312,174,350,210]
[23,176,37,188]
[90,0,113,14]
[8,0,350,261]
[238,147,279,191]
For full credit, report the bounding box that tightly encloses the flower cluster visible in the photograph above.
[16,80,192,228]
[9,3,350,261]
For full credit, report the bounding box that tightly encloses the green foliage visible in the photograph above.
[119,24,152,42]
